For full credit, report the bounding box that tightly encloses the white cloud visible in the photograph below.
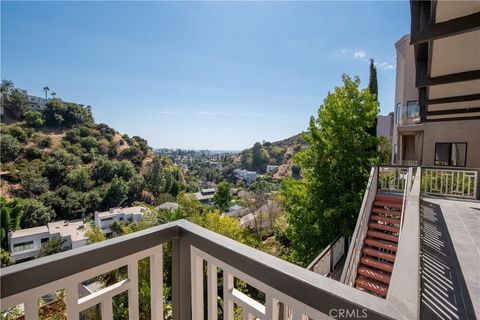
[353,49,367,59]
[379,61,395,70]
[159,110,172,114]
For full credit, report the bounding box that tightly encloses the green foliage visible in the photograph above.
[18,169,50,197]
[85,226,107,244]
[283,75,379,266]
[38,236,65,257]
[92,156,116,183]
[24,111,45,128]
[145,157,166,197]
[214,182,231,212]
[21,199,55,228]
[103,176,128,209]
[1,248,14,267]
[115,160,136,181]
[379,136,392,165]
[0,134,23,162]
[43,100,94,127]
[6,89,27,119]
[65,167,92,191]
[8,126,30,143]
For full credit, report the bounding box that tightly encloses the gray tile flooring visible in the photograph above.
[421,197,480,320]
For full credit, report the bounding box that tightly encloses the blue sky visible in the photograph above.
[1,1,410,150]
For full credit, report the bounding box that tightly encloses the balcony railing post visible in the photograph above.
[172,238,191,320]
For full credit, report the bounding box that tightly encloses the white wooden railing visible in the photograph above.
[340,167,378,286]
[378,166,409,192]
[422,167,478,199]
[307,235,346,277]
[1,220,406,320]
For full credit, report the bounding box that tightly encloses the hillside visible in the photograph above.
[232,133,306,177]
[0,95,185,248]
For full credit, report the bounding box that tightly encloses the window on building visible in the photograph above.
[101,217,113,222]
[406,101,418,118]
[13,241,34,252]
[41,238,49,244]
[435,143,467,166]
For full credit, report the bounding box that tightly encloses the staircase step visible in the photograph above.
[360,257,394,272]
[367,230,399,243]
[355,277,388,297]
[374,201,403,209]
[358,267,391,284]
[364,239,398,252]
[368,222,400,234]
[372,208,401,217]
[370,215,400,226]
[362,247,396,262]
[375,195,403,205]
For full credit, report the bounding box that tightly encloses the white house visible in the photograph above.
[156,202,180,211]
[194,188,216,204]
[233,169,258,183]
[94,206,146,233]
[8,220,89,263]
[266,165,279,174]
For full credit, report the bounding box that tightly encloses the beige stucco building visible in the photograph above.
[393,1,480,168]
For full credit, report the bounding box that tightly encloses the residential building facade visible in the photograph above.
[8,220,89,263]
[94,206,146,233]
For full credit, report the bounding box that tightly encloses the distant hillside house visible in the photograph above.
[8,220,89,263]
[266,165,279,174]
[95,206,146,234]
[156,202,180,211]
[195,188,216,204]
[233,169,258,183]
[0,84,48,112]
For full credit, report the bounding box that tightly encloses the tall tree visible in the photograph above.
[214,182,232,212]
[283,75,379,266]
[367,58,378,138]
[0,80,13,94]
[51,92,56,99]
[43,86,50,99]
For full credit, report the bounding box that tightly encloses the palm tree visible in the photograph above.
[1,80,14,94]
[43,86,50,99]
[51,92,57,99]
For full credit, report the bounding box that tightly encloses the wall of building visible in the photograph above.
[422,119,480,168]
[9,232,50,262]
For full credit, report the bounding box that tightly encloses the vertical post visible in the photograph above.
[172,238,191,320]
[128,261,139,320]
[66,284,79,320]
[191,249,204,320]
[101,300,113,320]
[207,261,218,320]
[223,272,234,320]
[150,246,163,320]
[24,298,39,320]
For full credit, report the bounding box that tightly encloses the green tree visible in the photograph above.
[6,89,27,119]
[24,111,45,127]
[85,226,107,244]
[103,176,128,209]
[43,86,50,100]
[251,142,269,172]
[92,156,116,183]
[214,182,231,212]
[0,134,22,162]
[115,160,136,181]
[367,59,378,139]
[65,168,92,191]
[283,75,379,265]
[1,200,11,250]
[19,169,50,197]
[21,199,55,228]
[0,79,13,93]
[145,157,165,197]
[1,248,14,267]
[38,236,64,257]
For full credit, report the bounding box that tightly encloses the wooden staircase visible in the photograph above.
[354,194,403,298]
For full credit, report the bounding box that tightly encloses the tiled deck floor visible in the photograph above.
[421,197,480,320]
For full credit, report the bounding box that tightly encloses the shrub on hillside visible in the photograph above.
[24,111,45,128]
[0,134,23,162]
